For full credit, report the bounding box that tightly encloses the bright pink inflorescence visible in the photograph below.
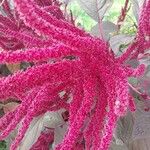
[30,129,54,150]
[0,0,149,150]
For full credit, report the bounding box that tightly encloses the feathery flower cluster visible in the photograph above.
[30,129,54,150]
[0,0,64,51]
[0,0,149,150]
[118,0,150,63]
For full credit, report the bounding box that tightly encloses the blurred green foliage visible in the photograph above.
[69,0,137,35]
[0,141,7,150]
[69,1,96,31]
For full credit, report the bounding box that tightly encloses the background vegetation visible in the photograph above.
[69,0,136,34]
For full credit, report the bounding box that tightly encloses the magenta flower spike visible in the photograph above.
[0,0,149,150]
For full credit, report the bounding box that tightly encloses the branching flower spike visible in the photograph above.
[0,0,149,150]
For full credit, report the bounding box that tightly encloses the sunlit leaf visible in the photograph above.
[109,34,135,55]
[52,123,68,149]
[131,0,144,22]
[77,0,113,21]
[18,115,45,150]
[91,21,117,40]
